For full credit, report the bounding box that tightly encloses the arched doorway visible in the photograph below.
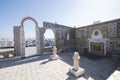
[44,29,55,52]
[20,17,40,57]
[24,20,36,57]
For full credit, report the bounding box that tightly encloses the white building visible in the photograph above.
[0,39,14,47]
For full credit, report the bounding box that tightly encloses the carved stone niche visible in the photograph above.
[88,30,108,56]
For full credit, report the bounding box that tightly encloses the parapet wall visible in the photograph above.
[43,18,120,54]
[43,22,75,52]
[13,17,120,56]
[75,18,120,54]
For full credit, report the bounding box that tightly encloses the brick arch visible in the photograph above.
[21,16,38,28]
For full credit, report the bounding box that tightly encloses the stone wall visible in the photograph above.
[13,17,120,57]
[43,22,75,52]
[75,18,120,54]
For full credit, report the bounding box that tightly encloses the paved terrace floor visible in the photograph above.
[0,52,120,80]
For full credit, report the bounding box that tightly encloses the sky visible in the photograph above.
[0,0,120,39]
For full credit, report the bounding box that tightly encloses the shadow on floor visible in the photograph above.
[66,68,91,80]
[0,52,120,80]
[80,53,106,61]
[59,52,120,80]
[39,58,53,65]
[0,54,50,69]
[66,71,78,80]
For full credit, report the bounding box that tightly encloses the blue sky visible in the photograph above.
[0,0,120,39]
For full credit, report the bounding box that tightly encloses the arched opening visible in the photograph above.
[23,20,37,57]
[44,29,55,52]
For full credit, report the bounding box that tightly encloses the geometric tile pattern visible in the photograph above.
[110,38,120,50]
[117,21,120,37]
[108,22,117,37]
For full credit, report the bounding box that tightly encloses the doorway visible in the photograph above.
[44,29,55,52]
[23,20,37,57]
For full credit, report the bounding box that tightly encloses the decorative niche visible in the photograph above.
[88,30,108,55]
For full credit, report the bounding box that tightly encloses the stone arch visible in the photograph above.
[19,16,41,57]
[43,27,56,35]
[21,16,38,28]
[43,28,56,45]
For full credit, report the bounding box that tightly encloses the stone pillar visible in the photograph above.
[73,52,80,70]
[69,52,85,77]
[14,26,21,56]
[88,40,91,53]
[20,27,25,58]
[36,26,40,55]
[51,46,59,60]
[39,28,44,54]
[55,31,59,48]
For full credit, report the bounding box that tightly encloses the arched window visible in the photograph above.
[44,29,55,47]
